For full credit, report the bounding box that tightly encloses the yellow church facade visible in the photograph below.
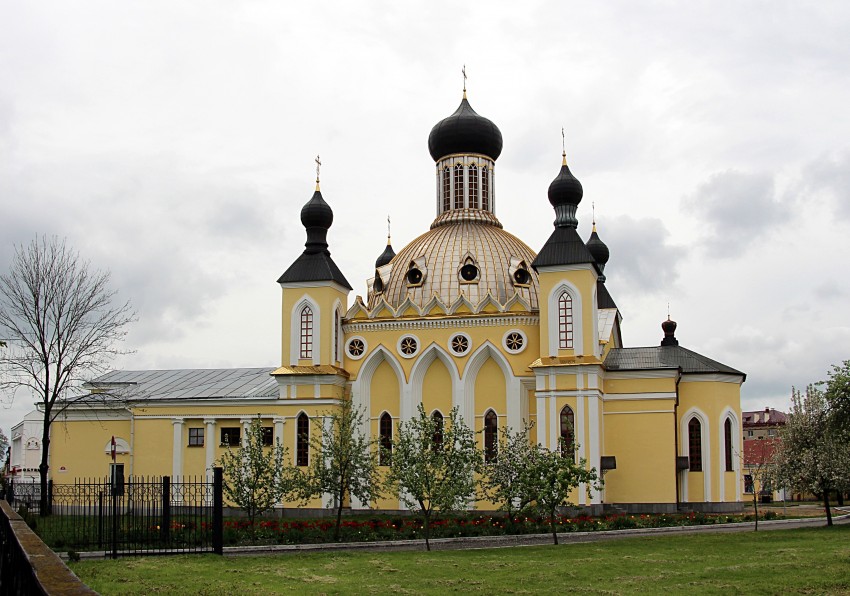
[47,89,745,513]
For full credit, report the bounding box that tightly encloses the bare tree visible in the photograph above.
[0,236,135,514]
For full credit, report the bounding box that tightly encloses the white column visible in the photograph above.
[274,417,285,445]
[171,418,184,480]
[240,417,253,448]
[536,393,547,449]
[204,418,216,475]
[588,394,601,504]
[577,396,586,505]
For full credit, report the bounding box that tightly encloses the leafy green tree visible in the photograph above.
[822,360,850,436]
[385,404,482,551]
[482,422,538,528]
[525,439,601,544]
[217,417,299,528]
[774,385,850,526]
[302,399,382,541]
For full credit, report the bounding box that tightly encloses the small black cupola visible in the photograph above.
[586,214,610,277]
[375,241,395,268]
[531,143,596,270]
[277,162,352,289]
[661,316,679,347]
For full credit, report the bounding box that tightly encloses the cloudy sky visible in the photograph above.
[2,1,849,433]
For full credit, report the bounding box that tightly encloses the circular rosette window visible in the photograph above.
[502,329,527,354]
[346,337,367,360]
[448,333,472,357]
[397,334,420,359]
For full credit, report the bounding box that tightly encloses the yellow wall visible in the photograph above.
[421,358,452,415]
[50,417,130,480]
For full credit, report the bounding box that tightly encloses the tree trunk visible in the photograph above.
[551,507,558,545]
[334,486,345,542]
[423,511,431,551]
[823,490,833,527]
[39,415,51,517]
[753,490,759,531]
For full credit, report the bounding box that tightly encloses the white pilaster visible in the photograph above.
[577,395,586,505]
[171,418,184,480]
[204,418,216,475]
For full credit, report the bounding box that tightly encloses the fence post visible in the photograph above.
[161,476,171,546]
[7,479,13,506]
[98,491,104,550]
[212,467,223,555]
[111,482,118,560]
[47,479,53,516]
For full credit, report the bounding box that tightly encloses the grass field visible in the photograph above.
[71,525,850,595]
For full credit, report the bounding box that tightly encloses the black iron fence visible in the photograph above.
[5,469,223,558]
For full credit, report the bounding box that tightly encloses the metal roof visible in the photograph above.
[604,346,746,379]
[531,226,598,269]
[277,251,352,289]
[85,367,279,401]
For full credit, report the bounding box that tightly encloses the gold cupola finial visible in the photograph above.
[315,154,322,191]
[387,215,392,245]
[592,201,597,232]
[561,127,567,166]
[462,64,467,99]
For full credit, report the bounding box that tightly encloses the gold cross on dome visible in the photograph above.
[315,155,322,182]
[462,64,467,94]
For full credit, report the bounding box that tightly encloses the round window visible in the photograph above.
[407,268,423,285]
[460,263,478,281]
[449,333,471,356]
[347,338,366,359]
[503,330,527,354]
[513,268,531,285]
[397,335,420,358]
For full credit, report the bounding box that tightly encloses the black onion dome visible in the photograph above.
[548,161,583,207]
[428,97,503,161]
[300,190,333,229]
[586,228,609,267]
[661,317,679,346]
[375,242,396,268]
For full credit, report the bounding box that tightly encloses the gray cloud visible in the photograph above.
[685,170,786,257]
[801,150,850,221]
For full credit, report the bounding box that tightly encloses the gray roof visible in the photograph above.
[604,346,746,379]
[532,226,597,269]
[277,252,352,289]
[85,368,279,401]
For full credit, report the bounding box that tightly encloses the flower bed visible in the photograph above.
[222,510,780,546]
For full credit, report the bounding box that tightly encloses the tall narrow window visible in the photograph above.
[442,167,451,212]
[560,406,575,458]
[296,413,309,466]
[481,167,489,211]
[558,291,573,349]
[299,306,313,359]
[333,309,341,362]
[484,410,498,462]
[454,164,464,209]
[431,411,444,450]
[379,413,393,466]
[688,418,702,472]
[724,418,734,472]
[468,164,479,209]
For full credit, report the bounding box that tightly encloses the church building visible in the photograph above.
[45,87,746,513]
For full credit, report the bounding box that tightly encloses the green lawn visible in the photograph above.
[72,525,850,595]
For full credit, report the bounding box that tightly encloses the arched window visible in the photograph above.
[468,164,479,209]
[453,164,464,209]
[724,418,734,472]
[560,406,575,458]
[442,167,451,212]
[558,291,574,349]
[296,413,309,466]
[484,410,498,462]
[299,306,313,359]
[688,418,702,472]
[431,410,444,450]
[380,413,393,466]
[481,167,489,210]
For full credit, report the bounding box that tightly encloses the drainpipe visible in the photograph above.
[673,368,682,509]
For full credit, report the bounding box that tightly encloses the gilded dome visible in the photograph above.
[380,211,539,310]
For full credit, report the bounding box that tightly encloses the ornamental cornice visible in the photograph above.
[343,314,539,333]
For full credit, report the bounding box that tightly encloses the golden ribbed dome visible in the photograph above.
[380,210,539,310]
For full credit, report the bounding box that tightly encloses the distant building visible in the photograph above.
[742,408,788,501]
[7,410,43,484]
